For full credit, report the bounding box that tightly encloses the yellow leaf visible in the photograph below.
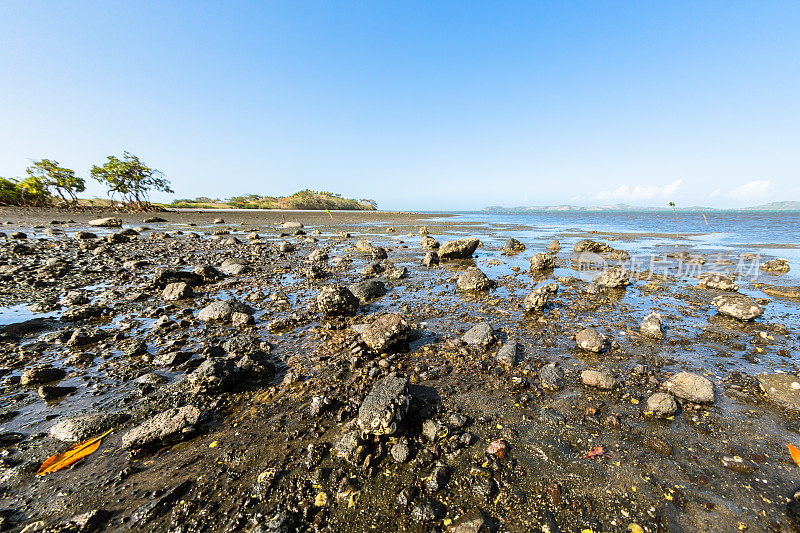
[788,443,800,467]
[209,441,219,448]
[37,428,112,475]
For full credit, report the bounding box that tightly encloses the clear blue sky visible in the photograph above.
[1,1,798,210]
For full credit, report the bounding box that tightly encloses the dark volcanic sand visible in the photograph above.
[1,207,799,532]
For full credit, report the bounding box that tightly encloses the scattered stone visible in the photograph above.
[573,239,612,253]
[495,341,522,366]
[523,283,557,312]
[594,266,630,288]
[391,442,411,463]
[357,375,411,436]
[49,412,130,442]
[503,238,526,253]
[698,273,739,291]
[121,405,201,449]
[640,312,664,339]
[662,372,714,403]
[361,313,411,353]
[188,358,238,394]
[196,299,253,322]
[439,238,480,260]
[581,370,615,389]
[88,217,122,228]
[757,373,800,411]
[540,363,565,390]
[760,258,790,273]
[423,251,439,267]
[712,294,764,321]
[21,366,66,386]
[646,392,678,418]
[162,282,193,301]
[461,322,495,346]
[576,328,607,353]
[457,268,494,291]
[422,236,440,249]
[349,279,387,302]
[316,285,359,316]
[529,252,555,271]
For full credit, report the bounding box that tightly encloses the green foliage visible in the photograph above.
[168,190,375,211]
[26,159,85,204]
[0,176,51,206]
[91,151,173,208]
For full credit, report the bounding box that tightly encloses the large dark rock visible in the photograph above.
[121,405,201,449]
[662,372,714,403]
[757,373,800,411]
[196,299,253,322]
[357,375,411,436]
[316,285,359,316]
[49,412,130,442]
[439,238,480,260]
[349,279,387,303]
[575,328,607,353]
[713,294,764,321]
[456,268,494,291]
[573,239,612,253]
[593,266,630,288]
[461,322,495,346]
[361,313,411,353]
[188,358,239,393]
[529,252,555,271]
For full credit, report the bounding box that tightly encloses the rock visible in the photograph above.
[593,266,630,288]
[236,351,275,381]
[282,221,303,228]
[640,312,664,339]
[316,285,359,316]
[503,238,526,253]
[547,239,561,253]
[155,269,204,287]
[349,279,387,302]
[495,341,522,366]
[411,500,446,522]
[380,259,406,279]
[121,405,201,449]
[449,413,468,428]
[309,395,332,417]
[712,294,764,321]
[609,249,630,261]
[357,375,411,436]
[307,248,328,262]
[698,273,739,291]
[361,313,411,353]
[188,358,238,393]
[422,236,440,249]
[21,366,66,385]
[573,239,612,253]
[646,392,678,418]
[196,299,253,322]
[576,327,607,353]
[162,282,193,301]
[662,372,714,403]
[422,419,447,442]
[540,363,565,390]
[38,385,77,400]
[144,216,166,223]
[88,217,122,228]
[391,442,411,463]
[761,285,800,300]
[756,373,800,411]
[456,268,494,291]
[523,283,557,312]
[529,252,555,271]
[461,322,495,346]
[220,258,252,275]
[581,370,615,389]
[278,241,295,252]
[447,511,491,533]
[423,251,439,267]
[426,464,449,492]
[760,258,790,273]
[61,304,107,321]
[439,238,480,260]
[213,218,225,224]
[49,412,130,442]
[335,430,363,463]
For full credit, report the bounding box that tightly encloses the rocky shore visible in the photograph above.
[1,208,799,532]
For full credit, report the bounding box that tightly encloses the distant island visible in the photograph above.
[170,190,377,211]
[483,201,800,213]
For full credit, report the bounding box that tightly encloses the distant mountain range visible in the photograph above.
[483,201,800,213]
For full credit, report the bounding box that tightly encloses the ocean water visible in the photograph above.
[424,210,800,284]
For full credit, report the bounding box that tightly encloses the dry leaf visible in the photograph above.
[583,445,606,459]
[37,428,113,475]
[788,443,800,468]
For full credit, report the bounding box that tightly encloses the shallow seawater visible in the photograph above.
[0,304,60,327]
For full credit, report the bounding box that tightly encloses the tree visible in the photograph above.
[90,152,173,208]
[16,176,50,206]
[669,201,679,239]
[26,159,85,204]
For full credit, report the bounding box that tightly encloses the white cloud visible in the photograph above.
[729,179,772,201]
[597,179,683,202]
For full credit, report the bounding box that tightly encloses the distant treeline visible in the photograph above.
[0,152,171,209]
[171,190,377,211]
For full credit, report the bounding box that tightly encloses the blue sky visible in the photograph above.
[1,1,798,210]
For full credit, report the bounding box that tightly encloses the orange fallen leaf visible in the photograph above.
[583,445,606,459]
[788,443,800,468]
[37,428,113,475]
